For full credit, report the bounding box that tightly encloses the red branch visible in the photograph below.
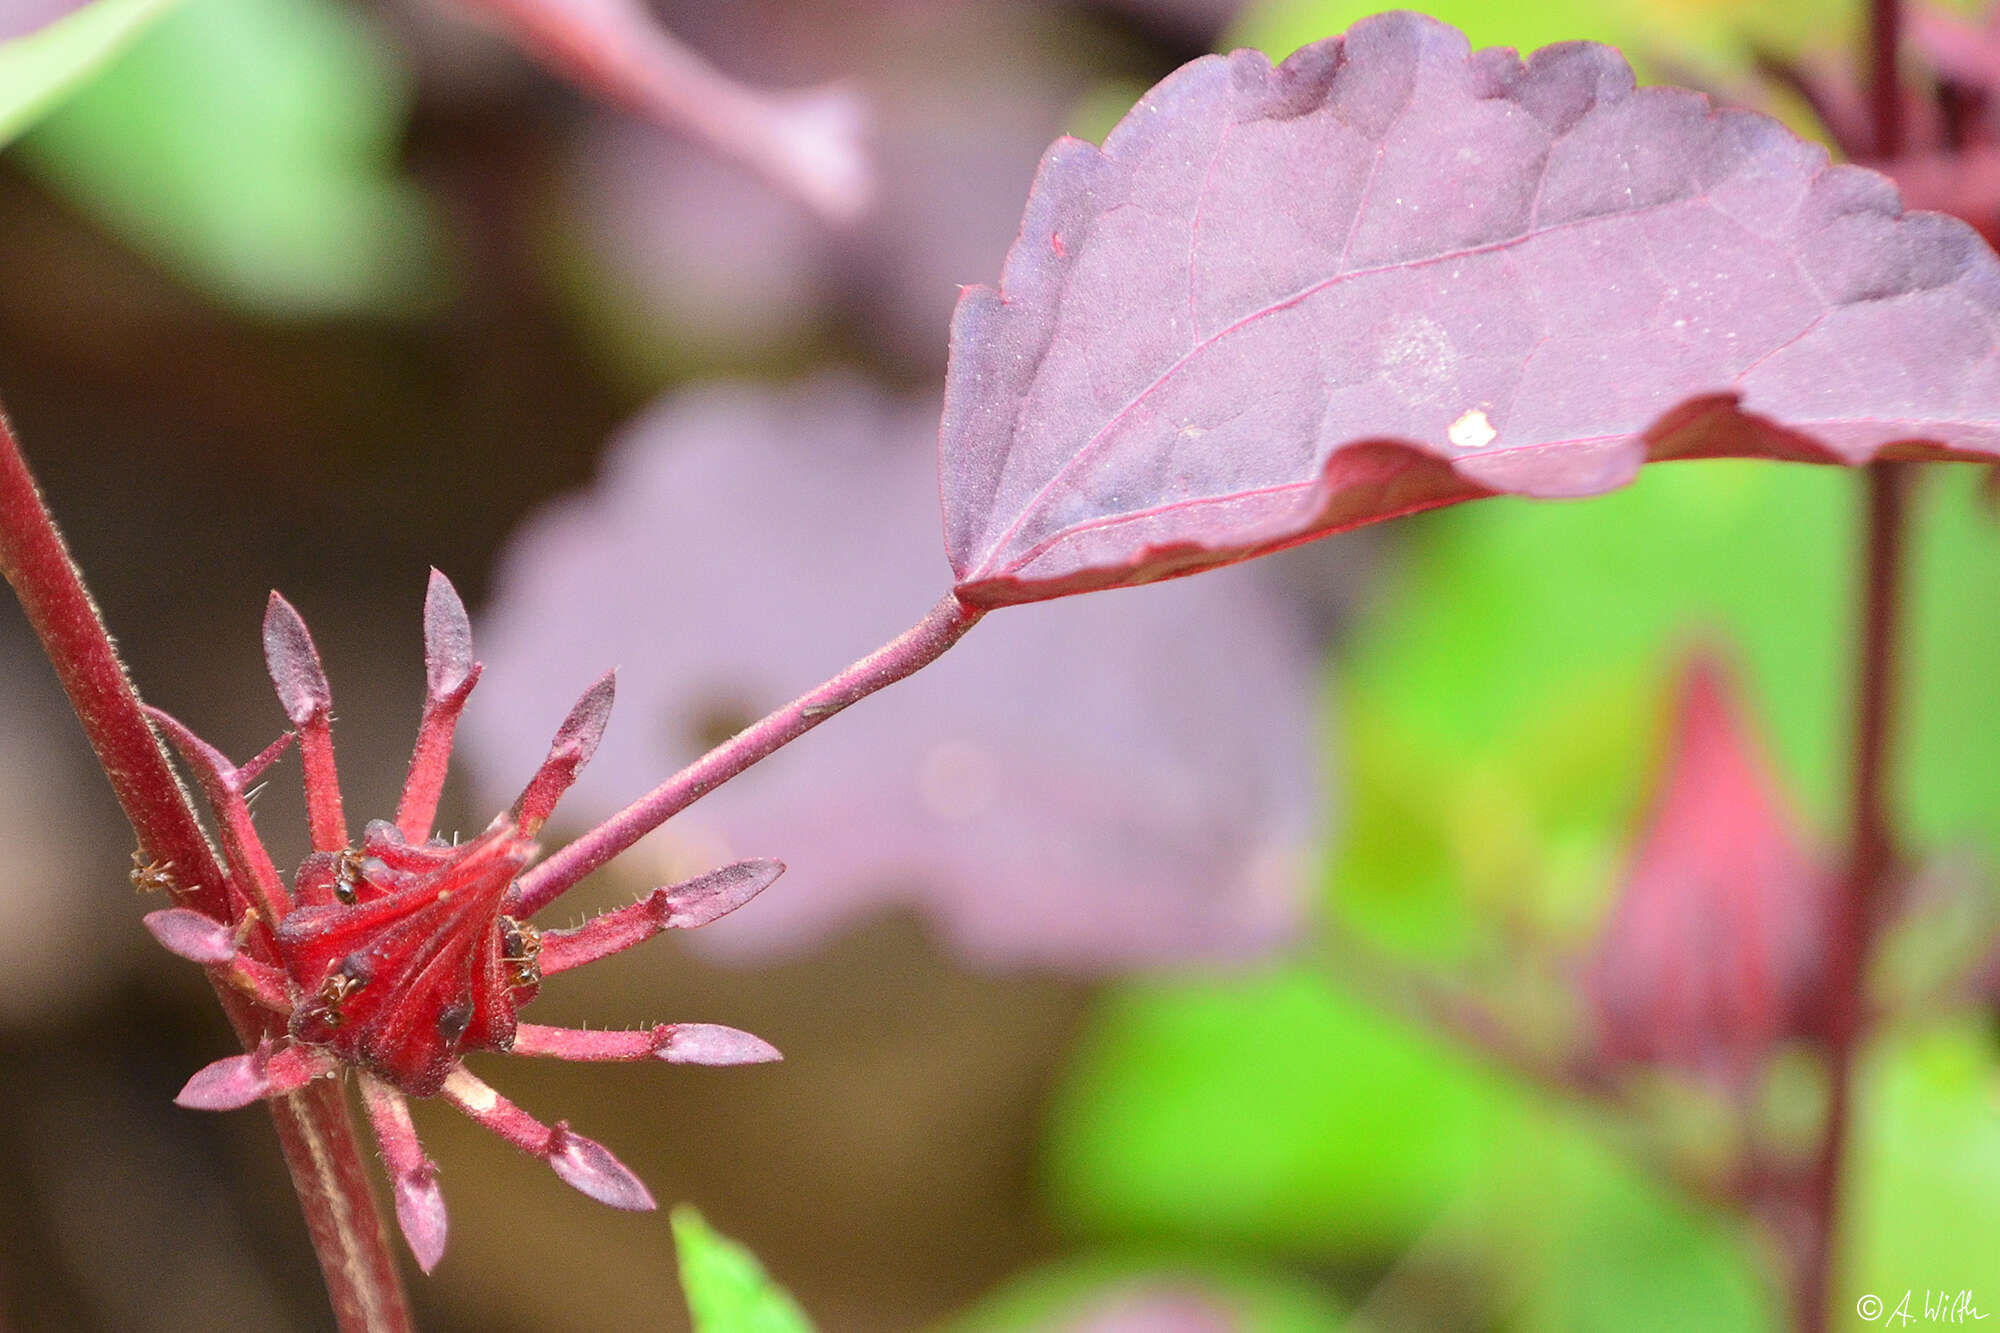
[1794,462,1910,1332]
[514,590,984,916]
[0,407,414,1333]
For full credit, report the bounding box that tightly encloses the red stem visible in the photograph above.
[1794,463,1909,1331]
[1869,0,1904,159]
[1786,8,1911,1325]
[514,591,985,916]
[0,409,415,1332]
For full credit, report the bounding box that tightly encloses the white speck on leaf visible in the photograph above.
[1448,408,1497,450]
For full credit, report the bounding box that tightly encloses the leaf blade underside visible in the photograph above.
[940,12,2000,606]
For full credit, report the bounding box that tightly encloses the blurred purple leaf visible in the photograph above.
[835,6,1101,369]
[560,119,830,368]
[1584,656,1831,1085]
[459,377,1323,970]
[452,0,870,221]
[1,0,84,41]
[941,12,2000,607]
[555,3,1089,374]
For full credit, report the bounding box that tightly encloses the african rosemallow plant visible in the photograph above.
[2,3,1998,1328]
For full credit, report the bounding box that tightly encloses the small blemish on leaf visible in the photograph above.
[1375,315,1456,392]
[1448,408,1497,450]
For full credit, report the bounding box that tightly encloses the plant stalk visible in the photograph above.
[1787,3,1914,1323]
[1794,462,1910,1332]
[514,590,986,915]
[0,408,415,1332]
[1869,0,1904,159]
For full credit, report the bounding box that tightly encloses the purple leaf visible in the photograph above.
[459,378,1323,971]
[941,12,2000,606]
[1583,656,1831,1084]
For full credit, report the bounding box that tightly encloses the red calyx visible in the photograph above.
[279,818,540,1096]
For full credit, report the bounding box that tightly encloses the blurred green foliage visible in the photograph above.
[672,1206,816,1333]
[11,0,441,316]
[1049,462,2000,1323]
[1045,970,1773,1329]
[945,1251,1349,1331]
[1342,463,2000,945]
[1228,0,1855,77]
[1846,1022,2000,1309]
[0,0,180,145]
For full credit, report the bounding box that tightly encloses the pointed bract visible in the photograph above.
[510,1021,779,1064]
[175,1042,332,1110]
[399,570,485,843]
[392,1164,449,1274]
[263,592,334,726]
[422,569,478,701]
[143,908,238,964]
[176,1052,272,1111]
[513,671,615,833]
[661,859,784,930]
[360,1074,452,1269]
[660,1024,782,1066]
[547,1123,656,1211]
[535,858,784,973]
[146,706,295,926]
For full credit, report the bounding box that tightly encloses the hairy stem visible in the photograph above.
[515,590,985,915]
[1794,463,1910,1332]
[0,408,414,1332]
